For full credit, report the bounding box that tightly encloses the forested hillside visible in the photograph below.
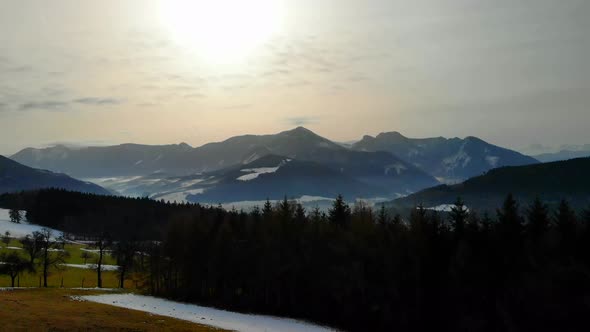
[390,157,590,212]
[1,189,590,331]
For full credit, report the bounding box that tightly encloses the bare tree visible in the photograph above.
[112,239,138,289]
[80,251,91,265]
[38,228,69,287]
[95,232,112,288]
[0,251,32,287]
[20,232,44,265]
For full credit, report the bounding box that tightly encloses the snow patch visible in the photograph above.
[425,204,470,212]
[443,144,471,171]
[81,293,339,332]
[237,167,280,181]
[61,263,119,271]
[180,179,204,188]
[384,163,407,175]
[156,189,206,203]
[485,156,500,167]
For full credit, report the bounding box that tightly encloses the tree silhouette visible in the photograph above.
[9,209,22,224]
[38,228,69,287]
[449,197,469,236]
[526,196,550,239]
[328,194,351,227]
[0,251,31,287]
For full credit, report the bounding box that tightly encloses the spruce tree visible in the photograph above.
[497,193,523,238]
[262,199,273,219]
[526,196,550,239]
[555,199,577,255]
[378,204,389,225]
[449,197,469,236]
[328,195,351,227]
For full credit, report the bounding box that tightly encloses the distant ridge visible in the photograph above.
[388,157,590,212]
[353,131,538,182]
[0,155,109,195]
[11,127,439,197]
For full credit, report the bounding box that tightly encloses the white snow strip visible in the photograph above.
[237,167,280,181]
[4,246,23,250]
[80,248,113,254]
[61,263,119,271]
[156,189,206,203]
[297,195,334,203]
[180,179,204,188]
[81,293,339,332]
[425,204,470,212]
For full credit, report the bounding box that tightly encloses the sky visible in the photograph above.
[0,0,589,156]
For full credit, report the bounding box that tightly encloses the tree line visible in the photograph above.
[149,195,590,331]
[2,189,590,331]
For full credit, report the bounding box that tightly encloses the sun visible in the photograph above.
[160,0,284,64]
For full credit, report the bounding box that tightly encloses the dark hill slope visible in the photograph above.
[389,157,590,211]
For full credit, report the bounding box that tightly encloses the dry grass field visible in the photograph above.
[0,288,225,331]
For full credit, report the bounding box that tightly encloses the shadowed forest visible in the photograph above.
[2,189,590,331]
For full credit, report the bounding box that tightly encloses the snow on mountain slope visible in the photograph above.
[237,166,281,181]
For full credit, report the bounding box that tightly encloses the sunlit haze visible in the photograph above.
[0,0,589,155]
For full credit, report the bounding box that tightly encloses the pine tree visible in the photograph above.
[251,205,262,221]
[555,199,577,255]
[278,196,293,222]
[309,206,323,224]
[497,193,523,239]
[262,199,273,219]
[449,197,469,236]
[378,204,389,225]
[328,195,351,227]
[526,196,550,239]
[295,203,307,223]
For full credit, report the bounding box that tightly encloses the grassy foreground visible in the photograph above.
[0,239,136,288]
[0,288,225,331]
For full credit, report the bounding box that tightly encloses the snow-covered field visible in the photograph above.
[80,294,339,332]
[0,209,62,239]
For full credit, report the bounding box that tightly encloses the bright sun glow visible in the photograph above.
[160,0,284,64]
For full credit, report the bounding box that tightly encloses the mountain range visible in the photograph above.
[151,154,388,203]
[388,157,590,212]
[10,127,543,203]
[353,131,538,183]
[0,155,109,195]
[532,148,590,163]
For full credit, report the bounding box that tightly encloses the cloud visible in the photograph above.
[219,104,252,110]
[18,101,69,111]
[72,97,124,106]
[284,116,318,126]
[6,65,33,73]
